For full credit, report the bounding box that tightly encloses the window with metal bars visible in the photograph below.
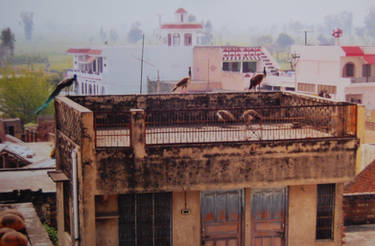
[118,192,172,246]
[316,184,335,240]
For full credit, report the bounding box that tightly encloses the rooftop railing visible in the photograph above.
[94,104,357,148]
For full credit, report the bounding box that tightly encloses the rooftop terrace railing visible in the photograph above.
[94,104,357,147]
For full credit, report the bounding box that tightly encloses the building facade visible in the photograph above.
[67,46,194,95]
[291,45,375,109]
[52,91,361,246]
[157,8,206,47]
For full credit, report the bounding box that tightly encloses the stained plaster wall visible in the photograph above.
[69,92,282,113]
[288,184,344,246]
[55,97,96,246]
[56,93,359,246]
[95,139,357,194]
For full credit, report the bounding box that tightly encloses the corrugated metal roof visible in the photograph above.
[0,169,56,193]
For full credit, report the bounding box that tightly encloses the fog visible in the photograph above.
[0,0,374,43]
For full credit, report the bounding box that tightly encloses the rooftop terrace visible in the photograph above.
[59,91,357,148]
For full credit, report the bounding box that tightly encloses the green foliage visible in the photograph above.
[8,54,49,65]
[43,224,58,246]
[0,66,54,124]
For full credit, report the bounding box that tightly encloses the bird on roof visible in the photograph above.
[172,67,191,93]
[241,109,262,126]
[34,74,77,115]
[249,67,267,91]
[241,109,262,140]
[216,110,236,124]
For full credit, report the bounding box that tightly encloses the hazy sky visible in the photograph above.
[0,0,374,37]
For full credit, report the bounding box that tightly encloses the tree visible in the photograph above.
[276,33,294,51]
[99,27,107,42]
[1,28,15,57]
[364,7,375,39]
[0,67,54,124]
[127,22,143,43]
[20,12,33,40]
[202,20,213,44]
[110,29,119,43]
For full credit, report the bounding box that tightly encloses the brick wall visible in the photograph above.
[344,194,375,225]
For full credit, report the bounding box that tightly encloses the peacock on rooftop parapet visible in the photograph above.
[34,74,77,115]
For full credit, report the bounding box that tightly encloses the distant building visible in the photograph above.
[66,46,193,95]
[157,8,206,47]
[291,45,375,109]
[148,45,289,94]
[0,118,23,142]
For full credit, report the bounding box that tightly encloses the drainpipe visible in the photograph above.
[72,149,79,242]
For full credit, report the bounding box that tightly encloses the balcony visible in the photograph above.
[94,103,356,148]
[66,69,102,80]
[351,76,375,83]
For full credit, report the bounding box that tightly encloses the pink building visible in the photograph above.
[191,46,286,91]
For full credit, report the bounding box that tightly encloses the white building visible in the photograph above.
[291,45,375,109]
[157,8,207,47]
[66,46,193,95]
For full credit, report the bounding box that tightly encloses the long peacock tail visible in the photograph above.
[34,97,54,115]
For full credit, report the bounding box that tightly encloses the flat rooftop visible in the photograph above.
[60,91,357,148]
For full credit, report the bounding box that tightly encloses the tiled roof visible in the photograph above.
[342,46,364,56]
[344,159,375,194]
[175,8,187,14]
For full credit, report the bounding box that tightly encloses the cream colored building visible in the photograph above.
[50,91,361,246]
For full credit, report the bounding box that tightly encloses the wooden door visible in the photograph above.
[251,188,287,246]
[201,190,243,246]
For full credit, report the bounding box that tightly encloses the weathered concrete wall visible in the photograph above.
[55,96,96,246]
[172,191,201,246]
[288,184,344,246]
[69,92,282,113]
[288,185,317,246]
[95,139,357,194]
[95,195,119,246]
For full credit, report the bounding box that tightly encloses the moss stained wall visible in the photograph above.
[69,92,282,113]
[95,139,357,194]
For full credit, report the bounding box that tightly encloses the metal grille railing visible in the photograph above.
[145,105,356,145]
[94,104,357,147]
[95,111,131,147]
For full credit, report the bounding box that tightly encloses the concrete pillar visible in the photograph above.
[356,105,366,173]
[130,109,146,160]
